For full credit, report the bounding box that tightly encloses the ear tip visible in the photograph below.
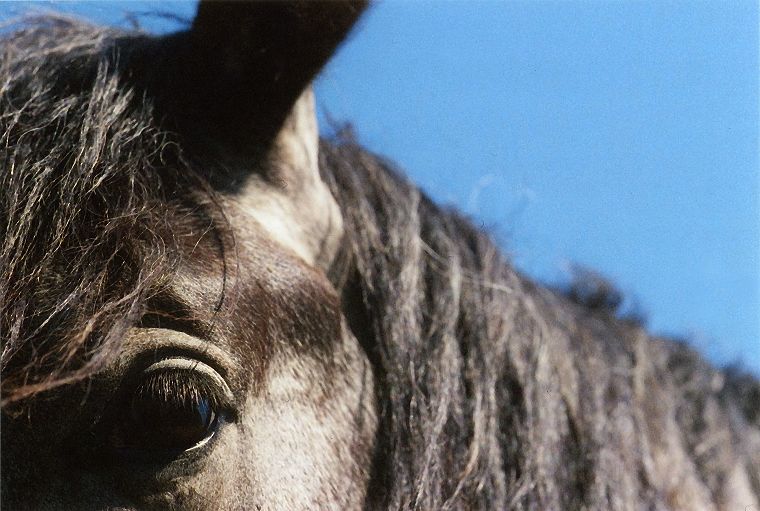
[164,0,370,150]
[191,1,370,54]
[188,0,369,80]
[193,1,370,26]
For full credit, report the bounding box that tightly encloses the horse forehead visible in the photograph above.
[165,218,341,331]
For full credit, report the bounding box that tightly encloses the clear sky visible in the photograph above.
[3,1,758,376]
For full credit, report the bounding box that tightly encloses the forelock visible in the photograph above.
[0,16,206,404]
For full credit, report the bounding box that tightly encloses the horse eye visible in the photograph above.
[110,372,222,456]
[127,393,217,452]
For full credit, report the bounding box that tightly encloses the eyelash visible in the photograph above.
[134,368,229,412]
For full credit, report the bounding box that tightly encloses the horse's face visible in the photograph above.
[1,3,377,509]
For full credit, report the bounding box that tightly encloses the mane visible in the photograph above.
[2,16,758,509]
[319,139,760,508]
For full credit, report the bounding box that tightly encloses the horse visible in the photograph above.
[1,2,758,509]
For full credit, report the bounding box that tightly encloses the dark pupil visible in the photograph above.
[127,393,215,452]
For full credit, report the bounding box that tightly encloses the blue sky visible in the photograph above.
[3,2,758,375]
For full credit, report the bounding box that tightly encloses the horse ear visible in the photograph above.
[145,2,367,268]
[173,0,368,152]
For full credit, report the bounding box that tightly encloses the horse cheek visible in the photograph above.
[233,330,377,509]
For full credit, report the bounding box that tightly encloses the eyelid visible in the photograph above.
[120,327,243,386]
[141,357,236,414]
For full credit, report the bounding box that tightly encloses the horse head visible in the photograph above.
[1,3,378,509]
[3,3,759,510]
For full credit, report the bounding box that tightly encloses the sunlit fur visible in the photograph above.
[1,12,759,511]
